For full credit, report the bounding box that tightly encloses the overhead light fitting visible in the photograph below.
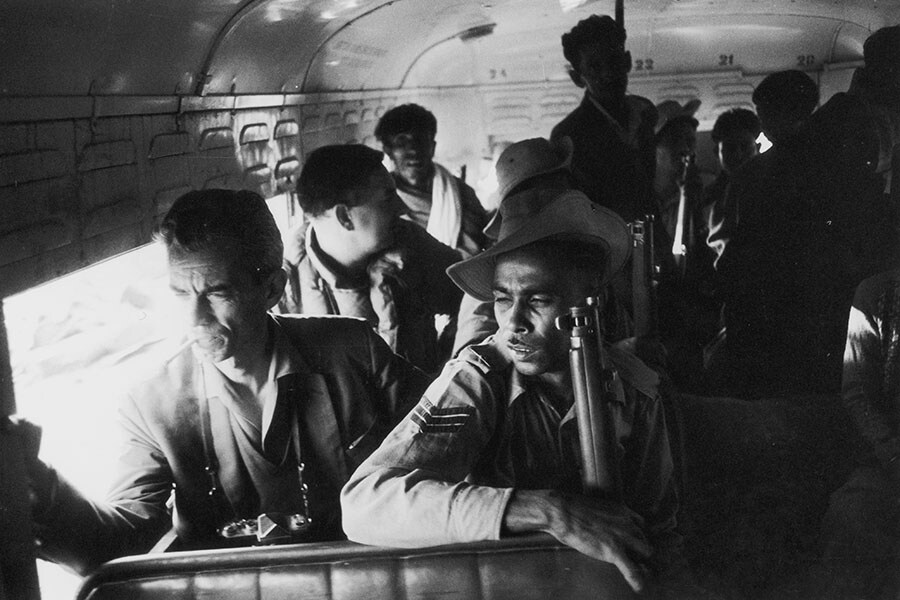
[459,23,496,41]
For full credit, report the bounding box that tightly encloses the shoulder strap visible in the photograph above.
[196,367,236,526]
[605,344,660,400]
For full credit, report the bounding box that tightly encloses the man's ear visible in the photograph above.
[623,50,632,74]
[265,268,288,310]
[567,67,585,88]
[335,204,354,231]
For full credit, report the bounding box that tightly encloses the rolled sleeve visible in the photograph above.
[342,356,514,547]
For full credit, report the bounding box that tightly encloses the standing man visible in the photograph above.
[652,114,700,252]
[551,14,657,223]
[376,103,489,258]
[281,144,463,374]
[22,189,429,575]
[707,26,899,397]
[752,70,819,150]
[342,190,687,594]
[703,108,761,225]
[706,72,815,263]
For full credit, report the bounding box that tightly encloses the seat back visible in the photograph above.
[77,535,634,600]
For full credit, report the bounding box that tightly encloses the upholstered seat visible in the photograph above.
[76,535,633,600]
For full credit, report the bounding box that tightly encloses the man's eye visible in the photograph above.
[530,297,553,307]
[493,296,511,307]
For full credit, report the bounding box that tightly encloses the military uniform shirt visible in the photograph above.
[341,335,681,557]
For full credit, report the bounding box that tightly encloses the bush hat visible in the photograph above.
[494,136,573,202]
[484,136,573,239]
[654,98,701,135]
[448,189,630,302]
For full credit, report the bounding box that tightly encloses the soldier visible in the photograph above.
[342,189,687,594]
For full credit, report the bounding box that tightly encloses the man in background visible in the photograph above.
[706,71,816,263]
[551,14,657,224]
[752,70,819,150]
[281,144,463,374]
[376,103,489,258]
[708,27,898,397]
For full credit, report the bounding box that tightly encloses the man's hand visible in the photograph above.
[503,489,653,593]
[2,417,55,515]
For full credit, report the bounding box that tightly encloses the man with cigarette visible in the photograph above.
[21,189,429,575]
[341,189,687,594]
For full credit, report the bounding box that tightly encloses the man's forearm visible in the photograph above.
[342,466,513,547]
[34,469,170,575]
[502,489,556,533]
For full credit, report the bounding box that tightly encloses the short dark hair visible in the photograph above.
[752,70,819,118]
[654,115,698,149]
[374,104,437,145]
[863,25,900,78]
[711,108,762,144]
[155,189,283,280]
[561,15,626,68]
[297,144,386,216]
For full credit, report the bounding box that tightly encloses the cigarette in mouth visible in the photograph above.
[164,336,197,365]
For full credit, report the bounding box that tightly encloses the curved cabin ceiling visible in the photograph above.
[1,0,898,98]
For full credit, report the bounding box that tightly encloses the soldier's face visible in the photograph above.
[492,246,591,378]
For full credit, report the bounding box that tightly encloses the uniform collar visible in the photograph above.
[468,336,570,412]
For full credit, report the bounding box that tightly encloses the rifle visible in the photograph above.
[555,297,620,497]
[671,153,700,277]
[630,215,660,339]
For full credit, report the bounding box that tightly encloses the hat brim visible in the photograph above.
[449,191,631,302]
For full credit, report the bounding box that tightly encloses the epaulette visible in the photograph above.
[605,344,660,400]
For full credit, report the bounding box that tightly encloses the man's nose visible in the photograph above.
[184,295,212,327]
[505,300,530,333]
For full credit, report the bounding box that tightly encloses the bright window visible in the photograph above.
[5,242,174,598]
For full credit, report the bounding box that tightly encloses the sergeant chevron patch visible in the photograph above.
[411,400,474,434]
